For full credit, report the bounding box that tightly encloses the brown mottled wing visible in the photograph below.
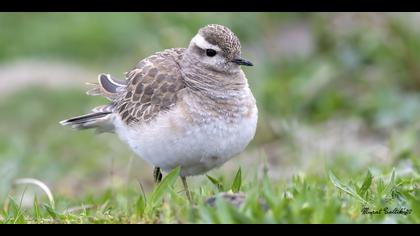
[114,48,186,125]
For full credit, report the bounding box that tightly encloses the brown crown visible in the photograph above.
[198,24,241,59]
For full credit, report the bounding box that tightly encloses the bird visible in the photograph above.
[60,24,258,202]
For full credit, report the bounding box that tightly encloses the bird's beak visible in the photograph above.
[232,57,253,66]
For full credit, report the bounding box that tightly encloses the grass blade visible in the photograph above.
[357,170,373,196]
[384,168,396,195]
[231,168,242,193]
[8,197,25,224]
[150,166,181,206]
[33,196,41,222]
[328,171,370,205]
[262,173,276,209]
[43,204,57,219]
[207,175,224,192]
[135,195,146,217]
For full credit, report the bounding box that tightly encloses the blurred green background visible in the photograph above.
[0,13,419,204]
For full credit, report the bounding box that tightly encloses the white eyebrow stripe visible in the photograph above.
[191,34,221,51]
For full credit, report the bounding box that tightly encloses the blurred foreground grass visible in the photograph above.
[0,13,420,223]
[2,163,420,223]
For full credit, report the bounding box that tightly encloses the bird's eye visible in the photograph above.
[206,49,217,57]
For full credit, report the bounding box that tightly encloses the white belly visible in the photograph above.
[114,103,258,176]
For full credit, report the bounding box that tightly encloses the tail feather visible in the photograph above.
[86,74,127,101]
[60,111,114,133]
[61,72,124,133]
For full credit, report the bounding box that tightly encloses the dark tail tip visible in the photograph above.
[59,112,111,127]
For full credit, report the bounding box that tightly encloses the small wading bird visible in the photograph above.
[60,24,258,202]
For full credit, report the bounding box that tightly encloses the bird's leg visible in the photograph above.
[153,167,162,184]
[181,176,193,203]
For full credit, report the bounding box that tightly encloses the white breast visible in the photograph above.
[113,93,258,176]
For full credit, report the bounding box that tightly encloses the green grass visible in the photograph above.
[2,166,419,223]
